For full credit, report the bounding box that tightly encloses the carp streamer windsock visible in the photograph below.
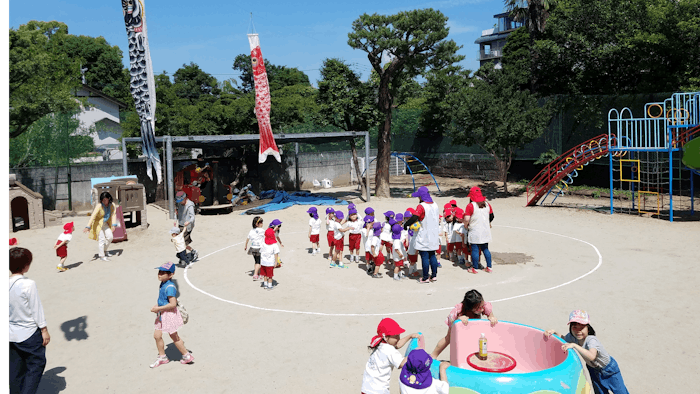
[248,34,281,163]
[122,0,162,183]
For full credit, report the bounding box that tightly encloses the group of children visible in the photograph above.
[303,197,489,281]
[362,290,629,394]
[244,216,284,290]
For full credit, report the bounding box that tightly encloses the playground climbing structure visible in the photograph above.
[527,92,699,221]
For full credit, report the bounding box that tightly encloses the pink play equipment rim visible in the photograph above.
[451,319,568,374]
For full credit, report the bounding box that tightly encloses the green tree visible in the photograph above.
[9,21,82,138]
[348,8,462,197]
[316,58,382,196]
[172,62,221,103]
[420,65,470,137]
[447,66,554,192]
[10,110,94,167]
[232,54,311,93]
[504,0,558,35]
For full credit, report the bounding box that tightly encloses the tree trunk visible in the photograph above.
[375,109,393,198]
[349,139,367,199]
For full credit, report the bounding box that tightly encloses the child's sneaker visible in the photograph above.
[393,275,401,281]
[437,262,442,268]
[329,262,337,268]
[485,267,492,273]
[56,266,68,272]
[252,275,260,281]
[338,263,348,269]
[191,250,199,261]
[150,355,169,368]
[180,353,195,364]
[399,272,407,279]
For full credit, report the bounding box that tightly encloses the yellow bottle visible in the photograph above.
[478,333,488,360]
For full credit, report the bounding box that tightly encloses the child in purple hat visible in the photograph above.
[329,211,351,268]
[369,222,385,278]
[325,208,336,262]
[346,208,364,263]
[150,262,194,368]
[361,216,375,265]
[399,349,451,394]
[307,207,321,255]
[391,224,406,281]
[380,211,395,262]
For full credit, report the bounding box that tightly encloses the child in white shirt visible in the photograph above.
[330,211,351,268]
[307,207,321,255]
[54,222,74,272]
[170,227,191,267]
[259,228,280,290]
[361,318,419,394]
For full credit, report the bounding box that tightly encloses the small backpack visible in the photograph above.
[166,285,189,324]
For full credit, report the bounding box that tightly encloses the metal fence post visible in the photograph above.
[365,132,370,202]
[166,136,175,220]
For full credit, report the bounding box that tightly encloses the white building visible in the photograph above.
[75,84,127,161]
[474,12,525,70]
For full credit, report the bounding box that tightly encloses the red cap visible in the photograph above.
[449,199,457,206]
[468,186,485,203]
[264,228,277,245]
[370,318,406,347]
[444,208,453,217]
[443,203,452,210]
[9,238,18,246]
[63,222,74,233]
[454,210,464,219]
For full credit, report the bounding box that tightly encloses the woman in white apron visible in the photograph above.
[463,186,494,273]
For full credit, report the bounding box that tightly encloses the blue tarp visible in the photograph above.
[241,190,348,214]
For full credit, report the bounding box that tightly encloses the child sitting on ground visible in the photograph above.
[545,311,629,394]
[54,222,74,272]
[361,318,419,394]
[171,227,191,267]
[430,289,498,359]
[399,349,451,394]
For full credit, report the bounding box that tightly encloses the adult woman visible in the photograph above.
[10,247,50,394]
[463,186,494,273]
[404,186,440,283]
[84,191,118,261]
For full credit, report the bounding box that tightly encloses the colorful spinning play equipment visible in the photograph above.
[405,320,592,393]
[527,91,700,221]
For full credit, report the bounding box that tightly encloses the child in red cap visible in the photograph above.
[54,222,74,272]
[361,318,420,394]
[259,228,280,290]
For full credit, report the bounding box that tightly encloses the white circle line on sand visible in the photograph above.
[183,225,603,316]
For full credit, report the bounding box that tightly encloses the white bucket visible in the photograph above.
[321,179,332,188]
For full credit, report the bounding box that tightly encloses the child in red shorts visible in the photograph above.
[325,207,336,261]
[380,211,395,262]
[391,224,406,281]
[361,216,375,265]
[260,228,280,290]
[54,222,74,272]
[346,209,364,263]
[370,222,385,278]
[330,210,351,268]
[307,207,321,255]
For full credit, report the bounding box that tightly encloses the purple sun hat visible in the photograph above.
[326,207,335,214]
[365,207,375,215]
[400,349,433,389]
[372,221,383,237]
[348,208,358,216]
[411,186,433,203]
[383,210,395,219]
[364,216,375,224]
[335,210,345,220]
[391,224,403,240]
[307,207,318,214]
[348,203,356,210]
[404,210,413,219]
[394,213,404,222]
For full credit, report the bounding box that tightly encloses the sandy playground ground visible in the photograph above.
[10,179,700,393]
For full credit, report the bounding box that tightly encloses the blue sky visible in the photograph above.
[9,0,508,87]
